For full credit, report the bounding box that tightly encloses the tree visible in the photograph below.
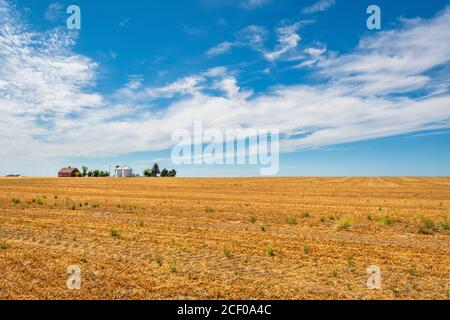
[93,169,100,177]
[168,169,177,177]
[151,163,160,177]
[87,171,93,177]
[161,168,169,177]
[143,169,151,177]
[76,172,83,177]
[81,166,88,177]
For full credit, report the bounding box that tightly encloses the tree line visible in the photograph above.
[143,163,177,177]
[76,166,110,177]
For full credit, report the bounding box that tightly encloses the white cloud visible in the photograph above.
[110,51,118,59]
[146,76,204,98]
[1,1,450,174]
[236,25,268,50]
[206,25,267,58]
[201,0,271,10]
[206,41,234,57]
[209,21,313,61]
[320,8,450,96]
[264,22,303,61]
[119,18,130,28]
[294,43,328,68]
[241,0,271,10]
[44,2,64,22]
[303,0,336,14]
[180,23,206,36]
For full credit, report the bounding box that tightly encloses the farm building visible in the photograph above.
[116,166,133,177]
[58,167,80,177]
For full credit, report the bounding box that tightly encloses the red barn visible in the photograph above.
[58,167,80,177]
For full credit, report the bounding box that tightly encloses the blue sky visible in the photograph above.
[0,0,449,176]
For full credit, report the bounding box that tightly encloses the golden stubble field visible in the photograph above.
[0,177,449,300]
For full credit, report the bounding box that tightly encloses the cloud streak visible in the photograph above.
[303,0,336,14]
[206,21,313,61]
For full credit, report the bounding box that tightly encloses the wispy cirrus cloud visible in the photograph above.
[264,21,305,61]
[201,0,271,10]
[241,0,272,10]
[303,0,336,14]
[180,23,207,36]
[119,18,130,28]
[206,41,235,57]
[320,9,450,96]
[206,20,313,61]
[44,2,64,23]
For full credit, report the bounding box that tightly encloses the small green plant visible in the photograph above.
[110,228,120,238]
[33,197,44,205]
[287,216,298,225]
[54,195,58,199]
[320,217,325,223]
[328,215,335,221]
[418,215,438,235]
[11,198,20,204]
[224,248,232,258]
[266,247,274,256]
[379,215,393,226]
[303,245,310,254]
[302,211,310,218]
[0,241,9,250]
[156,256,163,267]
[170,260,177,273]
[205,207,215,213]
[441,218,450,231]
[180,245,188,253]
[138,220,145,227]
[338,217,352,231]
[80,253,87,263]
[250,216,257,224]
[260,225,267,232]
[92,203,100,208]
[71,205,76,210]
[368,213,373,221]
[331,269,338,277]
[410,266,417,276]
[347,255,354,268]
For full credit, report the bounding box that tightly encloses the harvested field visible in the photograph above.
[0,177,449,300]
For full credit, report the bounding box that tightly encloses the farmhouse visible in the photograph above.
[58,167,80,177]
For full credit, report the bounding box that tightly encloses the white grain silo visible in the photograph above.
[116,165,133,177]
